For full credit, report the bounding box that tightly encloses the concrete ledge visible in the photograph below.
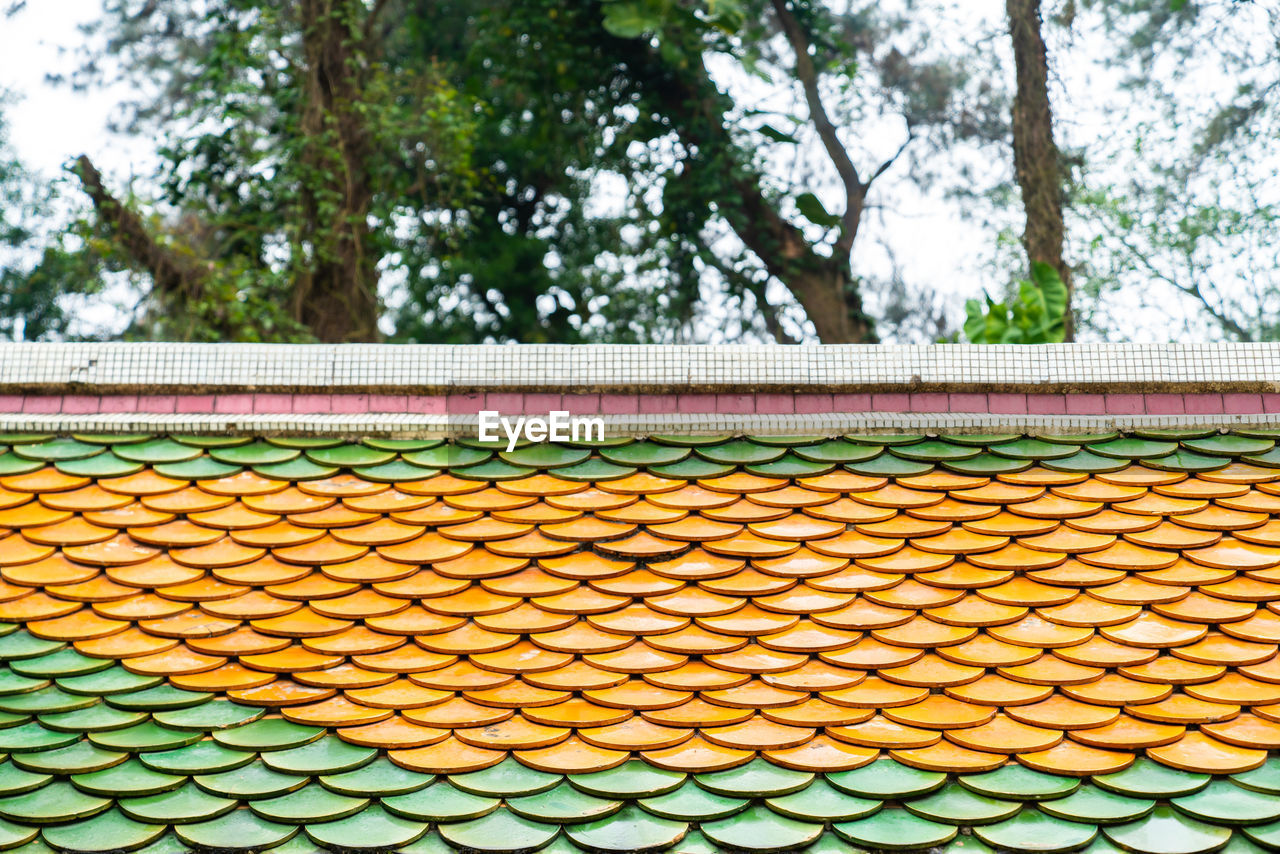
[3,411,1280,439]
[1,342,1279,394]
[0,391,1272,419]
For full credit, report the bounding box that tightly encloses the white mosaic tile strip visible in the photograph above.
[4,412,1280,438]
[1,343,1278,391]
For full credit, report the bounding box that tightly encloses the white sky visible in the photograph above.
[1,1,149,176]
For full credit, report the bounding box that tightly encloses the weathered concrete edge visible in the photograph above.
[4,411,1280,439]
[2,342,1280,394]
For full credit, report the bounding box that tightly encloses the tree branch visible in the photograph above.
[701,250,801,344]
[73,154,210,301]
[361,0,392,50]
[1112,230,1253,341]
[770,0,864,254]
[870,133,914,182]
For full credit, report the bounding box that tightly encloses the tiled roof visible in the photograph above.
[0,430,1279,852]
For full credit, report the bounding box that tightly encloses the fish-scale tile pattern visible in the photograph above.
[2,430,1280,851]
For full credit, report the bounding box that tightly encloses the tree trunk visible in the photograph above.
[625,36,878,344]
[785,256,876,344]
[1007,0,1073,340]
[293,0,382,343]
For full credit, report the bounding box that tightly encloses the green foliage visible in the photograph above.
[963,262,1068,344]
[0,97,104,341]
[11,0,1012,344]
[795,193,842,229]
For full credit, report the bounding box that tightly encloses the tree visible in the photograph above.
[0,96,105,341]
[1006,0,1072,339]
[593,0,1010,343]
[72,0,479,342]
[53,0,1009,343]
[1071,0,1280,341]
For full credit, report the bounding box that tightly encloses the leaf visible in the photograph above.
[963,299,989,343]
[706,0,747,30]
[964,298,1010,344]
[601,0,665,38]
[795,192,841,228]
[1029,261,1068,321]
[757,124,799,144]
[1016,279,1047,325]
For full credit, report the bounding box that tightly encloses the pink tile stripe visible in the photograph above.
[0,391,1277,416]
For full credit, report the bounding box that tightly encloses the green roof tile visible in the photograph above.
[637,783,747,821]
[54,454,145,478]
[349,460,435,482]
[71,760,184,798]
[304,804,427,850]
[0,763,50,796]
[0,781,110,824]
[1095,759,1209,799]
[600,443,691,466]
[436,808,560,852]
[890,440,981,462]
[12,439,103,462]
[304,445,395,467]
[107,685,212,711]
[57,670,161,697]
[113,439,203,464]
[648,458,734,479]
[1171,780,1280,826]
[1038,785,1154,825]
[701,804,821,853]
[449,758,560,797]
[38,704,147,733]
[499,445,592,469]
[905,782,1023,825]
[507,783,621,823]
[791,440,882,463]
[567,804,686,850]
[382,782,499,822]
[140,741,255,775]
[252,458,338,480]
[696,441,787,465]
[212,719,323,752]
[318,757,429,798]
[119,782,237,824]
[89,721,203,752]
[0,724,74,753]
[249,784,368,824]
[152,700,264,731]
[39,808,165,853]
[960,764,1080,801]
[835,808,958,850]
[0,454,43,476]
[1232,761,1280,794]
[974,808,1098,851]
[694,760,812,798]
[553,459,638,481]
[829,761,946,799]
[569,760,685,799]
[845,453,933,477]
[194,763,308,800]
[765,778,881,821]
[1104,806,1232,854]
[260,738,375,775]
[174,808,298,850]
